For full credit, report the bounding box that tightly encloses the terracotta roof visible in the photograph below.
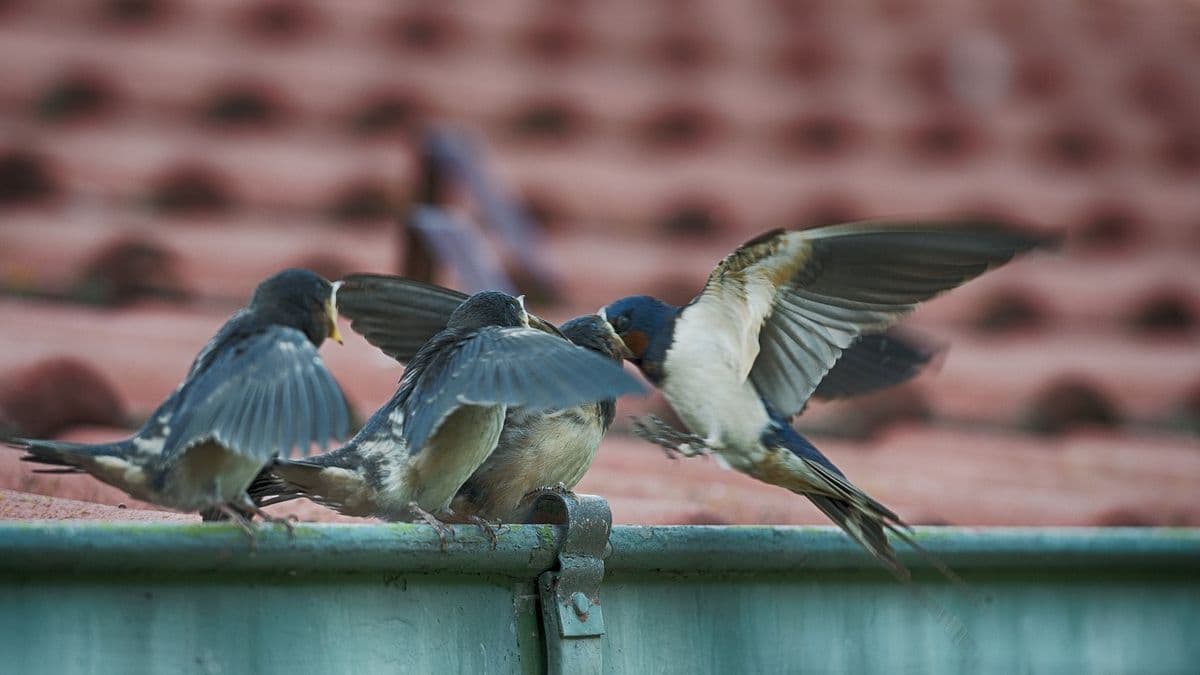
[2,0,1198,526]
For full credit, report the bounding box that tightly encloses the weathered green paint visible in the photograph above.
[0,523,1196,674]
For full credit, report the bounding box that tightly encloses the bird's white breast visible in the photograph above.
[663,302,770,464]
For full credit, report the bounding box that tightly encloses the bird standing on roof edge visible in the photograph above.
[600,219,1055,579]
[251,290,645,532]
[3,268,351,532]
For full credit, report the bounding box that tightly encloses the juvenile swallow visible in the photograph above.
[600,219,1053,579]
[252,290,644,530]
[4,268,350,530]
[331,275,632,522]
[451,314,630,522]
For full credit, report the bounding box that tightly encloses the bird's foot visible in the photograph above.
[407,502,454,551]
[216,504,259,551]
[632,415,712,459]
[240,499,297,540]
[466,515,500,550]
[546,482,573,496]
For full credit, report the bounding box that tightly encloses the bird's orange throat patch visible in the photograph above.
[621,329,650,359]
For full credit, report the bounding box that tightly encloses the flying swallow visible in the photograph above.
[252,290,644,532]
[4,268,350,531]
[600,219,1054,579]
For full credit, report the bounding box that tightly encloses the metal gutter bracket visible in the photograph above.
[522,489,612,675]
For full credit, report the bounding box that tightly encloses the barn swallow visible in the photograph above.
[252,290,644,532]
[331,274,632,522]
[333,274,939,521]
[3,268,350,531]
[600,219,1054,579]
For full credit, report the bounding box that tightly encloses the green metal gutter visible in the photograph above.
[1,518,1197,674]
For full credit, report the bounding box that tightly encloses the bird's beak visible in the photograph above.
[597,315,634,359]
[327,282,344,345]
[517,294,530,327]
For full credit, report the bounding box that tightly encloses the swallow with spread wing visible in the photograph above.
[599,219,1055,579]
[4,268,350,531]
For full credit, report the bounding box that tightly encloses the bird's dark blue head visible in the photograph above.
[249,268,341,346]
[448,291,528,330]
[599,295,677,382]
[559,314,632,362]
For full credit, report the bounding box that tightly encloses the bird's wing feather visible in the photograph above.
[694,220,1048,418]
[400,327,644,455]
[336,274,564,362]
[163,326,351,462]
[811,329,941,401]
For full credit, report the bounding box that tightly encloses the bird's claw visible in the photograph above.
[235,496,297,540]
[546,482,573,496]
[632,415,712,459]
[467,515,500,550]
[217,503,260,550]
[408,502,454,551]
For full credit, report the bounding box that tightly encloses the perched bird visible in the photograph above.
[452,315,629,522]
[600,220,1053,579]
[335,275,631,522]
[252,290,644,529]
[3,269,350,530]
[332,274,938,521]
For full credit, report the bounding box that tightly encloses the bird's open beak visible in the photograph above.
[326,282,344,345]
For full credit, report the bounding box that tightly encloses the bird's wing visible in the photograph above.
[163,326,351,462]
[400,326,644,455]
[693,220,1050,418]
[336,274,564,363]
[810,328,942,401]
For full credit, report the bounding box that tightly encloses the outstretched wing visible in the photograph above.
[811,328,942,401]
[164,326,351,461]
[400,326,644,454]
[336,274,563,363]
[693,220,1051,418]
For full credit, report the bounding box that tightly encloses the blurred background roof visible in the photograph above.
[1,0,1199,526]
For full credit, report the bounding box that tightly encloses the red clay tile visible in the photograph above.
[0,357,126,436]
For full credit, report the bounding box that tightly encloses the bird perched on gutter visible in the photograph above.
[331,274,938,523]
[252,290,645,532]
[3,268,350,532]
[599,219,1054,580]
[452,314,629,522]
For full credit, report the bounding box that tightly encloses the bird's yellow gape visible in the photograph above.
[326,284,344,344]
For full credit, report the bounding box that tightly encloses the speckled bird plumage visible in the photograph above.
[4,268,350,521]
[602,219,1054,579]
[451,315,625,521]
[254,290,644,522]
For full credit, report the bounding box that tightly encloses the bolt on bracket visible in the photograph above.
[520,488,612,675]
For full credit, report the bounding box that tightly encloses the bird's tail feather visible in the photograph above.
[807,494,910,581]
[773,427,978,650]
[807,492,976,650]
[249,458,364,515]
[3,437,125,473]
[247,460,319,506]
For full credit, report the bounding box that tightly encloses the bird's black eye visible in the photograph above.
[611,314,630,333]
